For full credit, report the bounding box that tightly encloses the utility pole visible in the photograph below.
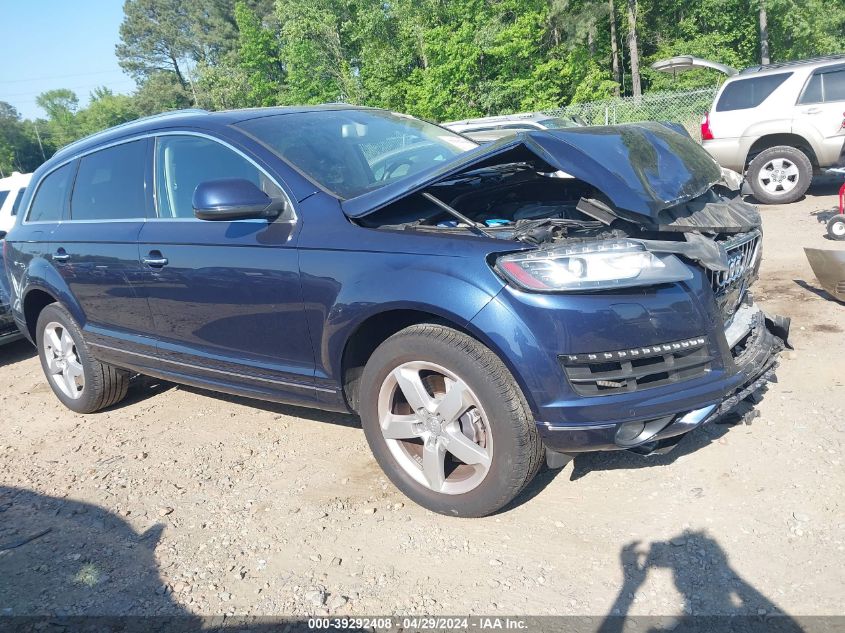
[33,120,46,162]
[759,0,770,65]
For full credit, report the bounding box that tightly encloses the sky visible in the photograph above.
[0,0,134,120]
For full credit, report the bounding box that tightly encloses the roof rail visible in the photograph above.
[740,53,845,74]
[53,108,209,159]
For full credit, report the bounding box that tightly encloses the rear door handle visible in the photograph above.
[143,252,168,267]
[803,107,822,114]
[52,249,70,262]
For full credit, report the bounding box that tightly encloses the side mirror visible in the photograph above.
[192,178,283,221]
[0,230,6,240]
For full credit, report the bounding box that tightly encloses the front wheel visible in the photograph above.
[36,303,129,414]
[747,146,812,204]
[358,324,543,517]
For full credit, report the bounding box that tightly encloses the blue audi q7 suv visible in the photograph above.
[3,106,789,516]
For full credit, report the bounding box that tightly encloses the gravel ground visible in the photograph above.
[0,180,843,621]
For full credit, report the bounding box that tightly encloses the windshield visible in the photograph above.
[538,117,580,129]
[236,110,478,198]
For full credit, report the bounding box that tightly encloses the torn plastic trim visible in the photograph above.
[342,122,722,221]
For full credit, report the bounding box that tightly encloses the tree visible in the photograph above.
[608,0,621,95]
[116,0,199,91]
[626,0,641,97]
[35,89,81,148]
[77,88,141,136]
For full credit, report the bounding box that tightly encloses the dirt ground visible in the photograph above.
[1,179,843,622]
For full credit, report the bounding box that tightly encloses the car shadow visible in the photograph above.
[0,338,36,367]
[0,486,193,619]
[0,487,327,632]
[596,530,806,632]
[99,373,360,428]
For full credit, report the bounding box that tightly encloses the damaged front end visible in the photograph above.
[345,122,790,457]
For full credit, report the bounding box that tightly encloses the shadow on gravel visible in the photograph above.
[0,487,192,619]
[794,279,845,305]
[180,385,361,428]
[0,488,343,631]
[598,530,805,632]
[565,414,749,482]
[0,339,35,367]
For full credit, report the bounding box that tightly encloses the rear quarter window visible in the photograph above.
[715,73,792,112]
[0,190,9,209]
[28,162,75,222]
[11,188,26,215]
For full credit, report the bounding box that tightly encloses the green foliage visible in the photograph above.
[4,0,844,171]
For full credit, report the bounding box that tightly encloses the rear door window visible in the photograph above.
[70,140,148,221]
[799,67,845,104]
[0,190,9,208]
[28,162,75,222]
[716,73,792,111]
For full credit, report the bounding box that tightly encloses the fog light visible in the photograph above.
[615,420,645,444]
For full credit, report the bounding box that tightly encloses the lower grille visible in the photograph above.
[707,230,761,319]
[561,337,711,397]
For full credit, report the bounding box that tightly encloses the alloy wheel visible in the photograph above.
[377,361,492,495]
[43,322,85,399]
[757,157,799,195]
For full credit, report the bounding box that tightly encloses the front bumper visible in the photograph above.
[538,305,788,454]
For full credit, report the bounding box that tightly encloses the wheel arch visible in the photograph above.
[22,287,59,342]
[340,307,537,417]
[745,133,819,170]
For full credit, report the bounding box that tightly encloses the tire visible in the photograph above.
[358,324,543,517]
[827,214,845,241]
[747,145,812,204]
[35,303,129,414]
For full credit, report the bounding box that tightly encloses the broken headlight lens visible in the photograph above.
[496,240,693,292]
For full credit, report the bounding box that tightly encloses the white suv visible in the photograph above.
[702,55,845,204]
[0,171,32,236]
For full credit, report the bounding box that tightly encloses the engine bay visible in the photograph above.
[356,160,759,249]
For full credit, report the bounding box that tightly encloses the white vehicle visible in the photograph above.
[443,112,581,142]
[700,55,845,204]
[0,172,32,236]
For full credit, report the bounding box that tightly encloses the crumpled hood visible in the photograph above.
[342,122,723,220]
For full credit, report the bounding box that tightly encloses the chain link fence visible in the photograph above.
[544,87,719,141]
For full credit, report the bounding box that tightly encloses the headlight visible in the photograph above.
[495,240,693,292]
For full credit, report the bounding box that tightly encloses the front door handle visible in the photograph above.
[143,252,168,267]
[52,248,70,262]
[803,107,822,114]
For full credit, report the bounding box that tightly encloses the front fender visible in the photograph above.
[300,248,504,384]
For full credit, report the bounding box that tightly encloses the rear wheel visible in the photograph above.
[358,324,543,517]
[747,146,812,204]
[827,214,845,241]
[36,304,129,414]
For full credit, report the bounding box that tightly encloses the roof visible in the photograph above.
[50,104,374,162]
[737,54,845,77]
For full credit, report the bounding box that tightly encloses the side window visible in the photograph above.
[800,68,845,104]
[715,73,792,112]
[11,188,26,216]
[800,73,823,104]
[0,190,8,209]
[155,135,287,219]
[71,140,147,221]
[28,162,74,222]
[822,68,845,102]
